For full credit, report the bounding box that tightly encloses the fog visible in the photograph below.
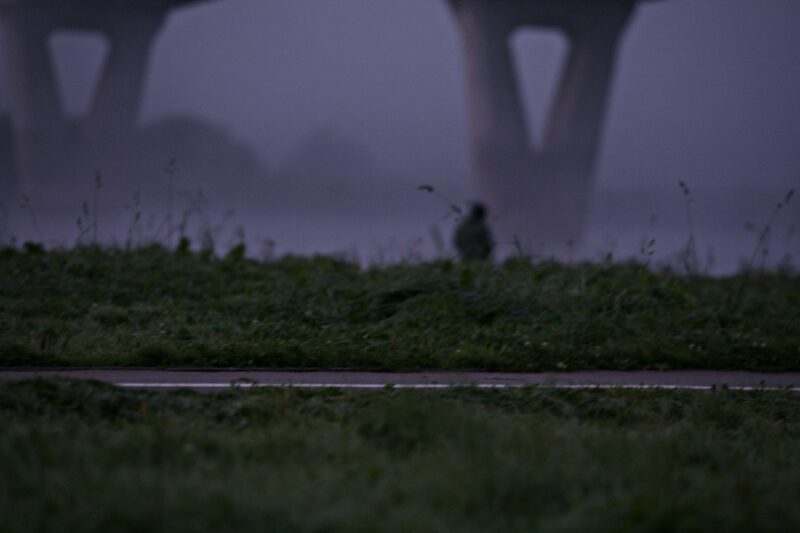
[1,0,798,272]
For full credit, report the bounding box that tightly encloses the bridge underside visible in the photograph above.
[1,0,650,246]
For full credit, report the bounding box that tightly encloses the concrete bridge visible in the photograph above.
[0,0,662,243]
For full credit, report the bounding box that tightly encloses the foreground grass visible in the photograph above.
[1,245,798,370]
[1,379,799,531]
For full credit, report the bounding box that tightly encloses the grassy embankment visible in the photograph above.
[1,245,798,370]
[1,379,799,531]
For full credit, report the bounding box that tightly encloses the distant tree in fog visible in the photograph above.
[280,126,378,195]
[134,115,267,199]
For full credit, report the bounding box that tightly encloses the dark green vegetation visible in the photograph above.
[2,379,800,531]
[1,245,798,370]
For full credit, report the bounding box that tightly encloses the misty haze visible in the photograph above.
[3,4,800,529]
[1,0,798,272]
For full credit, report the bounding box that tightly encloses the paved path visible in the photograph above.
[1,369,799,391]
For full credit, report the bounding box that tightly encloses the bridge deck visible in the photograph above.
[0,0,211,12]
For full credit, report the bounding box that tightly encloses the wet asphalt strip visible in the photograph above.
[1,369,799,392]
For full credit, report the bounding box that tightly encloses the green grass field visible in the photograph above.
[1,379,799,532]
[1,245,798,370]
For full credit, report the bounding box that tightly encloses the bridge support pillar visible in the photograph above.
[0,11,66,199]
[87,14,164,146]
[457,3,532,199]
[0,4,167,202]
[448,0,636,248]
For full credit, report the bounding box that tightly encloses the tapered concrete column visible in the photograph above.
[0,13,65,197]
[87,13,164,144]
[451,1,533,198]
[447,0,636,247]
[532,3,635,240]
[544,3,634,180]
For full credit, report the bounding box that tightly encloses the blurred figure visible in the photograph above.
[454,202,494,261]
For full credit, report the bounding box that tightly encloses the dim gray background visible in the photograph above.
[1,0,798,270]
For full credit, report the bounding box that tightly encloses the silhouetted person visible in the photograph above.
[454,203,494,260]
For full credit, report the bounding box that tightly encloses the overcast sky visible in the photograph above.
[2,0,799,190]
